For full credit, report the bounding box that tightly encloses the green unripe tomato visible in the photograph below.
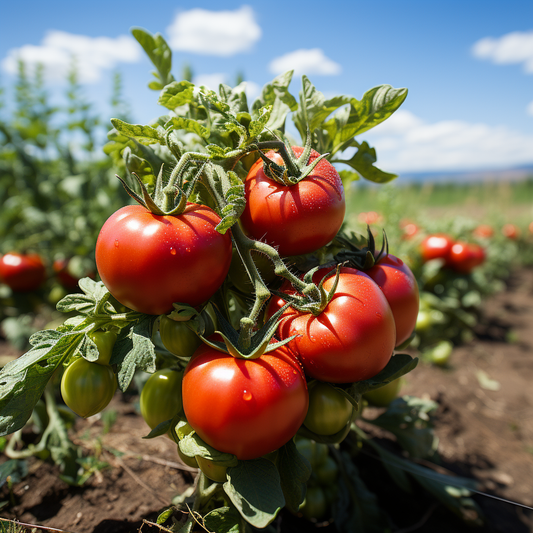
[300,486,327,521]
[89,330,117,366]
[196,456,227,483]
[314,455,338,486]
[177,445,199,469]
[364,378,402,407]
[429,340,453,366]
[304,383,353,436]
[295,437,328,469]
[159,316,201,358]
[61,358,117,418]
[140,368,183,431]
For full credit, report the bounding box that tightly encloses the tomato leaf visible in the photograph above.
[179,432,238,467]
[203,507,243,533]
[57,278,112,315]
[110,119,164,146]
[277,439,311,513]
[333,141,397,184]
[216,169,246,234]
[219,82,250,115]
[0,330,86,436]
[367,396,439,460]
[332,450,390,533]
[131,28,174,90]
[224,459,284,528]
[158,81,196,110]
[364,438,483,525]
[111,317,157,392]
[248,105,272,139]
[164,116,210,140]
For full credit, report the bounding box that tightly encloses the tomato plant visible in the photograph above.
[159,316,201,358]
[303,382,353,436]
[182,343,309,460]
[269,267,396,383]
[140,368,183,431]
[502,223,520,240]
[240,146,345,257]
[420,234,454,263]
[60,358,116,418]
[0,253,46,292]
[472,224,494,239]
[95,204,232,315]
[365,253,420,346]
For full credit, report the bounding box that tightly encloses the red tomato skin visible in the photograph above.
[240,147,345,257]
[420,234,454,263]
[268,267,396,383]
[447,242,485,274]
[95,204,232,315]
[365,254,420,347]
[0,253,46,292]
[182,344,309,460]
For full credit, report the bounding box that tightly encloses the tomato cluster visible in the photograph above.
[420,233,485,274]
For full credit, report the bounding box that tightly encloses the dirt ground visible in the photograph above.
[2,267,533,533]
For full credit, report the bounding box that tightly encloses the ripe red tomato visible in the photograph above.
[502,223,520,240]
[182,344,309,460]
[95,204,232,315]
[268,267,396,383]
[0,253,46,292]
[365,254,420,347]
[473,224,493,239]
[446,241,485,274]
[420,234,454,263]
[240,146,345,257]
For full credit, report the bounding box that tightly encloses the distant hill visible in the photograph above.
[398,165,533,184]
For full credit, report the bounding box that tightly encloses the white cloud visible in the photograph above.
[193,73,228,91]
[472,30,533,73]
[1,30,140,83]
[363,110,533,173]
[167,5,261,56]
[269,49,342,76]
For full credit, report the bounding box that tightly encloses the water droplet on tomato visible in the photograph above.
[376,312,382,318]
[114,240,119,248]
[243,390,252,401]
[170,248,177,255]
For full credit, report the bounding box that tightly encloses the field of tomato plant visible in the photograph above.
[1,27,533,533]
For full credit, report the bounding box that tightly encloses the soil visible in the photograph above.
[2,268,533,533]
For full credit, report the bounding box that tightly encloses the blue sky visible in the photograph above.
[1,0,533,176]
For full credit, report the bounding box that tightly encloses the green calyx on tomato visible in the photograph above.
[304,382,354,436]
[61,357,117,418]
[140,368,183,432]
[159,315,201,358]
[88,330,117,366]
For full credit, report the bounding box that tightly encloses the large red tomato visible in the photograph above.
[182,344,309,460]
[268,267,396,383]
[446,242,485,274]
[240,147,345,257]
[365,254,420,347]
[420,234,454,263]
[95,204,232,315]
[0,253,46,292]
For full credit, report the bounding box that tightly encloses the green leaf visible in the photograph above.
[56,278,111,315]
[224,459,284,528]
[368,396,439,459]
[293,76,351,140]
[333,451,390,533]
[131,28,174,89]
[204,507,243,533]
[216,170,246,234]
[348,353,418,397]
[277,439,311,513]
[0,330,87,435]
[0,460,28,487]
[158,81,196,110]
[219,82,250,115]
[248,105,272,139]
[252,71,297,132]
[110,119,163,145]
[111,317,157,392]
[179,432,238,466]
[333,141,397,183]
[165,116,210,139]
